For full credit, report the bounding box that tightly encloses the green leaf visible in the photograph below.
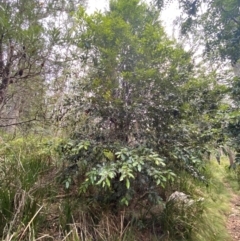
[126,179,130,189]
[119,174,125,181]
[103,149,115,161]
[121,154,126,161]
[161,176,166,182]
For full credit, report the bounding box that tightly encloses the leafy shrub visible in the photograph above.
[58,140,175,209]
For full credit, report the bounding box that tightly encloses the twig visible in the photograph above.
[18,205,43,240]
[0,117,38,127]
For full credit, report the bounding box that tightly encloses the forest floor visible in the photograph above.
[226,183,240,240]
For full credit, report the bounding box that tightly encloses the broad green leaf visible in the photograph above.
[126,179,130,189]
[103,150,115,161]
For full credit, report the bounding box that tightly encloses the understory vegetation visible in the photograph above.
[0,135,237,241]
[1,0,240,240]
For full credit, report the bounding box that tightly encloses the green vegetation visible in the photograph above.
[1,0,240,240]
[0,136,238,240]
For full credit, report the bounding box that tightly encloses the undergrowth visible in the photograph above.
[0,136,235,241]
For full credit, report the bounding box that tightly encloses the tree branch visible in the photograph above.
[220,6,240,25]
[0,117,38,127]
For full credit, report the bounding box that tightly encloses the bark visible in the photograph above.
[0,39,14,104]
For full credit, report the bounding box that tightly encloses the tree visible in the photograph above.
[71,0,194,145]
[0,0,86,131]
[69,0,226,155]
[55,0,227,211]
[152,0,240,164]
[153,0,240,65]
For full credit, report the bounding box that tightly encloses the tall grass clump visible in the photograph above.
[0,135,58,240]
[189,158,233,241]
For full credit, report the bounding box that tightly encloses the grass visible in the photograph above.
[0,136,238,240]
[158,157,233,241]
[190,158,233,241]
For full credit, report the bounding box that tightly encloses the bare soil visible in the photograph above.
[226,191,240,241]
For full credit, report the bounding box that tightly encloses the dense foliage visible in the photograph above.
[0,0,86,131]
[0,0,239,240]
[153,0,240,162]
[154,0,240,64]
[59,0,226,176]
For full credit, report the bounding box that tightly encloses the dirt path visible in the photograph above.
[226,191,240,240]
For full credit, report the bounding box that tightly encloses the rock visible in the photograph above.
[167,191,194,206]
